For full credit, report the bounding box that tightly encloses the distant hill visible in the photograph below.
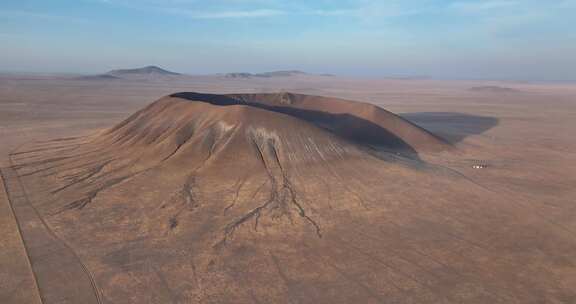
[223,70,332,79]
[223,72,254,79]
[469,86,520,93]
[256,70,307,77]
[77,74,121,81]
[106,65,181,77]
[75,66,182,81]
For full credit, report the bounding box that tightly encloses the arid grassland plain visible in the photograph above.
[1,72,576,303]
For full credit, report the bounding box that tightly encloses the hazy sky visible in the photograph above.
[1,0,575,80]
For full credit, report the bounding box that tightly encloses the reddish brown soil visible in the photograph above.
[2,78,576,304]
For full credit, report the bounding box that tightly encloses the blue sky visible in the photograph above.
[1,0,575,80]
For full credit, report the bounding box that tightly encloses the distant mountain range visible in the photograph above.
[77,66,332,81]
[223,70,334,78]
[77,74,122,80]
[468,86,520,93]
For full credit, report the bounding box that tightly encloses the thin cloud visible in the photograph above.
[450,0,518,12]
[0,9,87,22]
[311,9,358,17]
[98,0,431,20]
[309,1,437,20]
[164,8,285,19]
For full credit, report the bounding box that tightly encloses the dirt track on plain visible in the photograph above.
[1,166,102,304]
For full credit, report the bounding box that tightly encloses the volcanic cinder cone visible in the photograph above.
[9,93,576,303]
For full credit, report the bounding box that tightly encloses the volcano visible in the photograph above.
[7,92,575,303]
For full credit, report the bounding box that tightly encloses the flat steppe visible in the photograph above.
[1,74,576,303]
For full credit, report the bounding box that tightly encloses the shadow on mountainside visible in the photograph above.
[400,112,499,144]
[171,92,421,156]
